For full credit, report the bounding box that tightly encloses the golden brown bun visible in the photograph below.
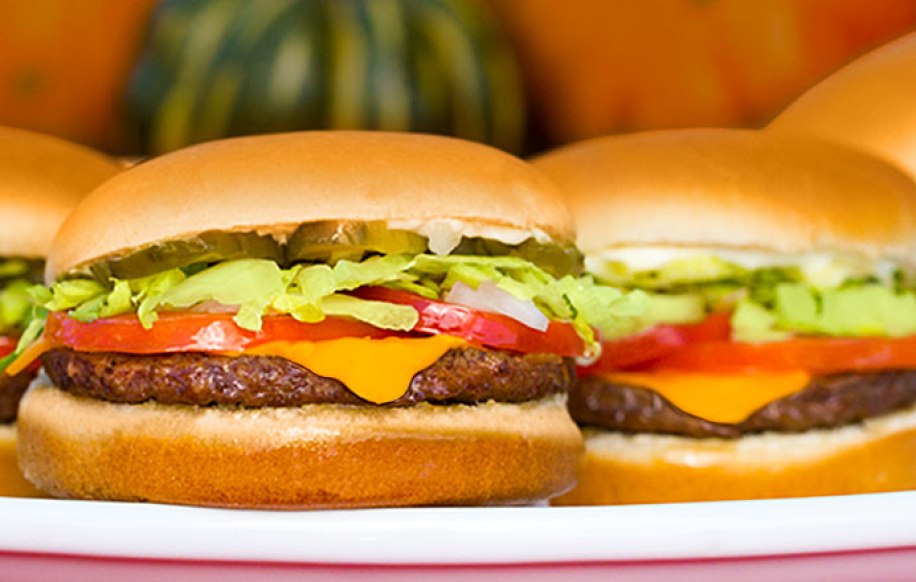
[0,126,120,259]
[49,131,572,279]
[0,424,46,498]
[533,129,916,265]
[770,31,916,174]
[18,381,582,508]
[553,405,916,505]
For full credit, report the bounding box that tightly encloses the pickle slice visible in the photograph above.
[287,221,428,263]
[289,221,582,276]
[450,238,583,278]
[84,222,582,280]
[89,232,283,280]
[0,258,45,285]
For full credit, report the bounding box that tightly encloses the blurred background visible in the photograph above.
[1,0,914,156]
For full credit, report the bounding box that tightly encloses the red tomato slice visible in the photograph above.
[44,311,392,354]
[642,336,916,374]
[584,312,731,374]
[355,287,586,357]
[0,336,15,358]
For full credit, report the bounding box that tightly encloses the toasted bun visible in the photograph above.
[553,405,916,505]
[0,424,46,498]
[18,381,582,508]
[533,129,916,266]
[49,131,572,279]
[770,31,916,173]
[0,126,120,259]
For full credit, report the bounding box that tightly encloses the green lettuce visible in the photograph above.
[0,279,34,334]
[589,254,916,342]
[37,255,648,349]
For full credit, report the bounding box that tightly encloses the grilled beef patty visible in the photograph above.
[0,369,32,423]
[570,371,916,438]
[42,346,574,408]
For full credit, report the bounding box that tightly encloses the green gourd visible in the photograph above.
[126,0,525,153]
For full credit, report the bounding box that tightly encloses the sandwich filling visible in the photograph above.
[4,223,646,408]
[0,258,43,422]
[574,247,916,438]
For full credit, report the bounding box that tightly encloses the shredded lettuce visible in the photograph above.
[0,283,47,371]
[36,255,648,350]
[0,279,34,334]
[321,295,418,331]
[590,254,916,342]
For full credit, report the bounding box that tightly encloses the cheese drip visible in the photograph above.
[598,371,812,424]
[245,335,467,404]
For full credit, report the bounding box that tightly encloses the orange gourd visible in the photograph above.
[489,0,916,145]
[0,0,156,150]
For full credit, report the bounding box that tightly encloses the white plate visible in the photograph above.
[1,492,916,581]
[0,491,914,564]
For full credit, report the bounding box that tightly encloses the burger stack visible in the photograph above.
[4,31,916,507]
[0,127,120,497]
[6,131,643,507]
[536,129,916,504]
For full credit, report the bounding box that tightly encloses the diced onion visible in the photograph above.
[445,281,549,331]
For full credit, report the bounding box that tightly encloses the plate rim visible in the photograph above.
[1,491,914,565]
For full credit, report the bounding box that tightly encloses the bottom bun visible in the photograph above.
[554,404,916,505]
[18,378,582,508]
[0,424,46,498]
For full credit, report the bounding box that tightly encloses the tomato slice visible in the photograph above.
[0,336,15,358]
[355,287,585,357]
[44,311,392,354]
[584,312,731,374]
[582,310,916,375]
[642,336,916,374]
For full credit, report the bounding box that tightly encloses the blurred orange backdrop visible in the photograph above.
[489,0,916,144]
[0,0,155,150]
[1,0,915,153]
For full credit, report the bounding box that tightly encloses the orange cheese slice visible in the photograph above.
[598,371,812,424]
[244,335,468,404]
[3,337,50,377]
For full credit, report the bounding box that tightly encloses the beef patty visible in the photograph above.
[42,346,574,408]
[0,370,32,423]
[570,371,916,438]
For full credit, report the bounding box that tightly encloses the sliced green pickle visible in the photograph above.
[0,258,45,285]
[89,232,283,280]
[450,238,583,278]
[83,222,580,280]
[287,221,427,263]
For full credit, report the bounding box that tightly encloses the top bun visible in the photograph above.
[769,31,916,173]
[533,129,916,265]
[0,126,120,259]
[49,131,572,279]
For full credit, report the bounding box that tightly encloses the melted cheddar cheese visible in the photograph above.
[4,337,49,377]
[244,335,468,404]
[597,371,812,424]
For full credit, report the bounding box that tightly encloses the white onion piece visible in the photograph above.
[445,281,549,331]
[387,218,553,255]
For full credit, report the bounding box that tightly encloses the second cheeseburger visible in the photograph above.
[8,131,644,508]
[0,126,120,497]
[535,129,916,504]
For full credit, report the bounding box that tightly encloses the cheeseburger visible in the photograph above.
[769,30,916,174]
[535,129,916,504]
[0,126,120,497]
[8,131,643,508]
